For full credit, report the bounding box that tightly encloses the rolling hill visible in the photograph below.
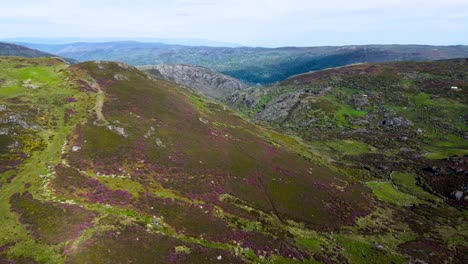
[0,56,466,263]
[0,42,75,63]
[227,59,468,208]
[20,42,468,84]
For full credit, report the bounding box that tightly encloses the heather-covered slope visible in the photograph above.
[139,64,248,99]
[21,42,468,84]
[0,57,466,264]
[228,59,468,207]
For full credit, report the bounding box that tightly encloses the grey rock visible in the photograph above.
[140,64,247,100]
[107,125,128,138]
[400,147,413,153]
[452,190,464,201]
[71,146,81,152]
[373,242,384,250]
[8,140,21,149]
[351,118,369,126]
[155,138,165,148]
[350,94,370,108]
[380,117,413,128]
[114,73,129,81]
[0,128,11,135]
[255,92,302,122]
[22,79,40,89]
[0,114,38,130]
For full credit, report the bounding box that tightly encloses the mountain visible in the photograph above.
[0,56,466,264]
[5,37,241,47]
[0,42,75,63]
[227,59,468,207]
[20,42,468,84]
[139,64,248,99]
[0,42,59,58]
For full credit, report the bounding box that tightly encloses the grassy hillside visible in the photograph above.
[0,57,466,263]
[228,59,468,208]
[22,42,468,84]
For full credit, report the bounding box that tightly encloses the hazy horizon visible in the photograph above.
[1,0,467,47]
[4,37,468,49]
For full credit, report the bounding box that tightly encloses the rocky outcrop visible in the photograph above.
[255,92,303,122]
[139,64,248,100]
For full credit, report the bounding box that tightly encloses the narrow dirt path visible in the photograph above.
[90,80,108,126]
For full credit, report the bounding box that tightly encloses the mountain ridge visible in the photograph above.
[0,42,76,64]
[139,64,248,99]
[18,42,468,84]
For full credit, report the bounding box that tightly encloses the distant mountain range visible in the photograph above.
[2,37,242,47]
[0,42,55,58]
[17,42,468,84]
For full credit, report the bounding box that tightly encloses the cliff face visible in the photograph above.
[140,64,248,99]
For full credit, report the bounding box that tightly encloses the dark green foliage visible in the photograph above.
[22,42,468,84]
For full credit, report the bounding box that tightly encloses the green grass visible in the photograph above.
[349,207,418,251]
[334,104,368,126]
[318,95,368,127]
[366,181,422,206]
[336,235,406,264]
[0,57,96,263]
[322,140,376,156]
[6,240,63,263]
[272,256,320,264]
[384,92,468,159]
[90,174,145,198]
[296,237,322,252]
[187,94,212,113]
[0,59,76,263]
[423,149,468,159]
[391,172,441,202]
[0,59,69,98]
[2,57,466,263]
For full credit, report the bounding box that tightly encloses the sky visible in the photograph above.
[0,0,467,47]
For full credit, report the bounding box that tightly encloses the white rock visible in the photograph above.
[71,146,81,152]
[453,190,463,201]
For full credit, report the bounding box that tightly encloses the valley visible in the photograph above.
[0,48,467,263]
[18,42,468,84]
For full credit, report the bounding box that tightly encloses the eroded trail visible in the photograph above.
[90,79,108,126]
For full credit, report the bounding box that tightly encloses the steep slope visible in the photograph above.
[228,59,468,207]
[0,42,75,63]
[139,64,248,99]
[1,57,466,264]
[21,42,468,84]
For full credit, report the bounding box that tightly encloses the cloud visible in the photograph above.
[0,0,467,46]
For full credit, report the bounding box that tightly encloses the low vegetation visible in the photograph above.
[0,57,466,264]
